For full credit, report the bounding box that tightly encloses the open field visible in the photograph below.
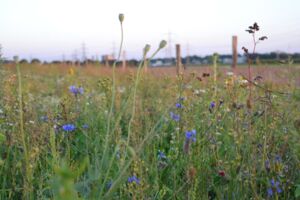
[0,63,300,199]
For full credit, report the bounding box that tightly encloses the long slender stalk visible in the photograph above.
[99,16,124,176]
[16,60,31,199]
[126,48,160,148]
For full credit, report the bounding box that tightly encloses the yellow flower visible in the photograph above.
[68,68,75,76]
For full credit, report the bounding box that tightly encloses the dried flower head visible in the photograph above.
[259,36,268,41]
[118,13,124,23]
[187,166,197,182]
[242,47,249,54]
[159,40,167,49]
[245,29,254,34]
[143,44,151,55]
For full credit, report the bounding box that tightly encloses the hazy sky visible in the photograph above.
[1,0,300,61]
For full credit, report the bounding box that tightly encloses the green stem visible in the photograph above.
[100,21,124,176]
[16,62,31,199]
[126,48,161,152]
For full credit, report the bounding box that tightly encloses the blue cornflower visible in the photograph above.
[275,155,282,163]
[127,176,140,184]
[158,150,166,159]
[178,97,185,101]
[210,101,216,109]
[82,124,89,129]
[276,186,282,193]
[267,188,273,197]
[269,179,283,195]
[185,129,197,142]
[170,112,180,122]
[62,124,76,132]
[69,85,84,96]
[176,103,183,108]
[265,159,270,172]
[270,179,275,186]
[106,181,113,189]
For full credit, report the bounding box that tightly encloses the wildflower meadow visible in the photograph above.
[0,14,299,200]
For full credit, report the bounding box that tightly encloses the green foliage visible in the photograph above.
[295,184,300,198]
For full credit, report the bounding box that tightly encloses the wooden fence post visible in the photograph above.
[105,56,109,67]
[213,53,218,98]
[232,36,238,70]
[176,44,182,75]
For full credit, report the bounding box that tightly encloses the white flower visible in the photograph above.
[226,72,234,76]
[118,86,126,93]
[193,90,200,95]
[193,89,206,95]
[239,79,248,84]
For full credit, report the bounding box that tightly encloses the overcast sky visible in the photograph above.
[1,0,300,61]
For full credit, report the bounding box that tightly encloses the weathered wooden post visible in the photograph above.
[176,44,182,75]
[213,53,218,98]
[232,36,238,70]
[143,58,148,73]
[104,55,109,67]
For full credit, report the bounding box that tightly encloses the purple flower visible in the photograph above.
[62,124,76,132]
[270,179,275,186]
[170,112,180,122]
[178,97,185,101]
[276,186,282,193]
[267,188,273,197]
[158,150,166,159]
[269,179,283,195]
[128,176,140,184]
[185,129,196,142]
[82,124,89,129]
[265,159,270,172]
[69,85,84,96]
[275,155,282,163]
[210,101,216,109]
[176,103,183,108]
[106,181,113,189]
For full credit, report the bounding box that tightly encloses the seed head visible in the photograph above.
[242,47,249,54]
[118,13,124,23]
[159,40,167,49]
[259,36,268,41]
[143,44,151,55]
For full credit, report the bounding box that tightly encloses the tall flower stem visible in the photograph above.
[100,14,124,179]
[16,58,31,199]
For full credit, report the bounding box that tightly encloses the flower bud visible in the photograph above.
[119,13,124,23]
[159,40,167,49]
[143,44,151,55]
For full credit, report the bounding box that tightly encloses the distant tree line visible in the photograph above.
[2,52,300,66]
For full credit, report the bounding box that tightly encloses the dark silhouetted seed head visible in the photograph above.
[259,36,268,41]
[242,47,249,54]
